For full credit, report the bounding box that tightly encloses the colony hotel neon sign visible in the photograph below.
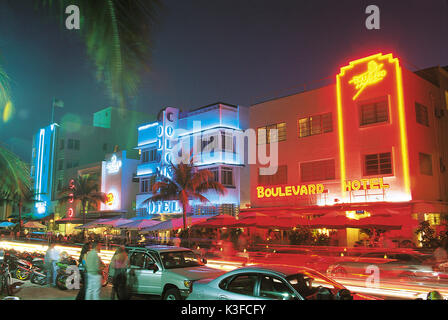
[257,178,390,199]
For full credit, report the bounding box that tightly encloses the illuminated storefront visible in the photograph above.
[249,52,448,246]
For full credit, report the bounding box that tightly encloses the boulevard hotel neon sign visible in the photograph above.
[256,178,389,199]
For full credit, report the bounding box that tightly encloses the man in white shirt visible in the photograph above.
[45,243,60,287]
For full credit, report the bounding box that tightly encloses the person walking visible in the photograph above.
[173,234,181,247]
[45,243,60,287]
[85,242,102,300]
[109,246,129,300]
[75,242,91,300]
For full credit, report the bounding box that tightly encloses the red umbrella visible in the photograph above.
[194,215,239,228]
[354,216,418,230]
[117,219,162,230]
[308,216,359,229]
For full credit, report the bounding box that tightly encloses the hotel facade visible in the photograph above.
[249,53,448,246]
[135,103,250,218]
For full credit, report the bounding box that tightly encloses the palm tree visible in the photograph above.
[0,145,32,236]
[1,0,161,109]
[144,160,227,232]
[58,175,107,238]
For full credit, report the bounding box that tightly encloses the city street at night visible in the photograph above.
[1,1,448,316]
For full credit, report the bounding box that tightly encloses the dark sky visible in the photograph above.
[0,0,447,161]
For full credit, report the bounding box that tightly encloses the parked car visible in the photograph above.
[118,245,225,300]
[187,265,379,300]
[326,250,443,283]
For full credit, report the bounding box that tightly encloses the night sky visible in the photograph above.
[0,0,447,161]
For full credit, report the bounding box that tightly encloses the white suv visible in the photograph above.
[119,245,224,300]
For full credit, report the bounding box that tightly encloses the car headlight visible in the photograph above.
[184,280,192,288]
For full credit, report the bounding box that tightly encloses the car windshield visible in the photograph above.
[160,251,204,269]
[286,270,344,299]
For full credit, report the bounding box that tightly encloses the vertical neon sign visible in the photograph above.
[336,53,411,201]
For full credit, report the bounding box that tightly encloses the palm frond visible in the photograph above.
[37,0,161,107]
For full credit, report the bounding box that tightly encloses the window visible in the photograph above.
[360,100,388,126]
[129,252,146,268]
[204,167,219,182]
[300,159,335,182]
[66,160,73,169]
[424,213,441,226]
[364,152,392,176]
[58,159,64,171]
[59,139,65,150]
[142,149,157,163]
[259,276,296,300]
[141,177,155,193]
[201,134,218,152]
[298,113,332,138]
[257,122,286,144]
[221,132,234,152]
[225,274,258,296]
[68,139,74,149]
[415,103,429,126]
[74,140,80,150]
[221,167,234,186]
[258,165,288,185]
[419,153,433,176]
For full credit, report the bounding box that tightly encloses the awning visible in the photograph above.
[74,218,116,229]
[23,221,46,229]
[143,216,213,232]
[116,219,162,230]
[94,218,133,228]
[0,222,15,228]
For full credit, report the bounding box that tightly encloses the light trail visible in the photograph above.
[2,241,447,299]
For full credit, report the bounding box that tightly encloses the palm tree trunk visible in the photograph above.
[18,201,22,237]
[82,200,87,241]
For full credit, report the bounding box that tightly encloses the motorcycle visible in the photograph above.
[56,256,79,290]
[0,261,23,297]
[30,264,48,286]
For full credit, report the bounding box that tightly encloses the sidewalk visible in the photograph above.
[6,280,113,300]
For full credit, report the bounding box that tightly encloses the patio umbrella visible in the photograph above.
[95,218,133,228]
[143,216,211,232]
[194,214,239,228]
[237,211,269,219]
[0,222,15,228]
[23,221,46,229]
[308,216,360,229]
[74,218,114,229]
[354,216,418,230]
[117,219,162,230]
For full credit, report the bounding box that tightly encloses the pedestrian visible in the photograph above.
[44,243,60,287]
[76,242,91,300]
[173,234,181,247]
[109,246,129,300]
[85,242,102,300]
[433,239,448,264]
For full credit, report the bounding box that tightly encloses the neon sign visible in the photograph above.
[257,184,325,199]
[349,60,387,100]
[147,200,182,214]
[105,193,114,206]
[336,53,411,201]
[106,154,122,174]
[344,178,389,191]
